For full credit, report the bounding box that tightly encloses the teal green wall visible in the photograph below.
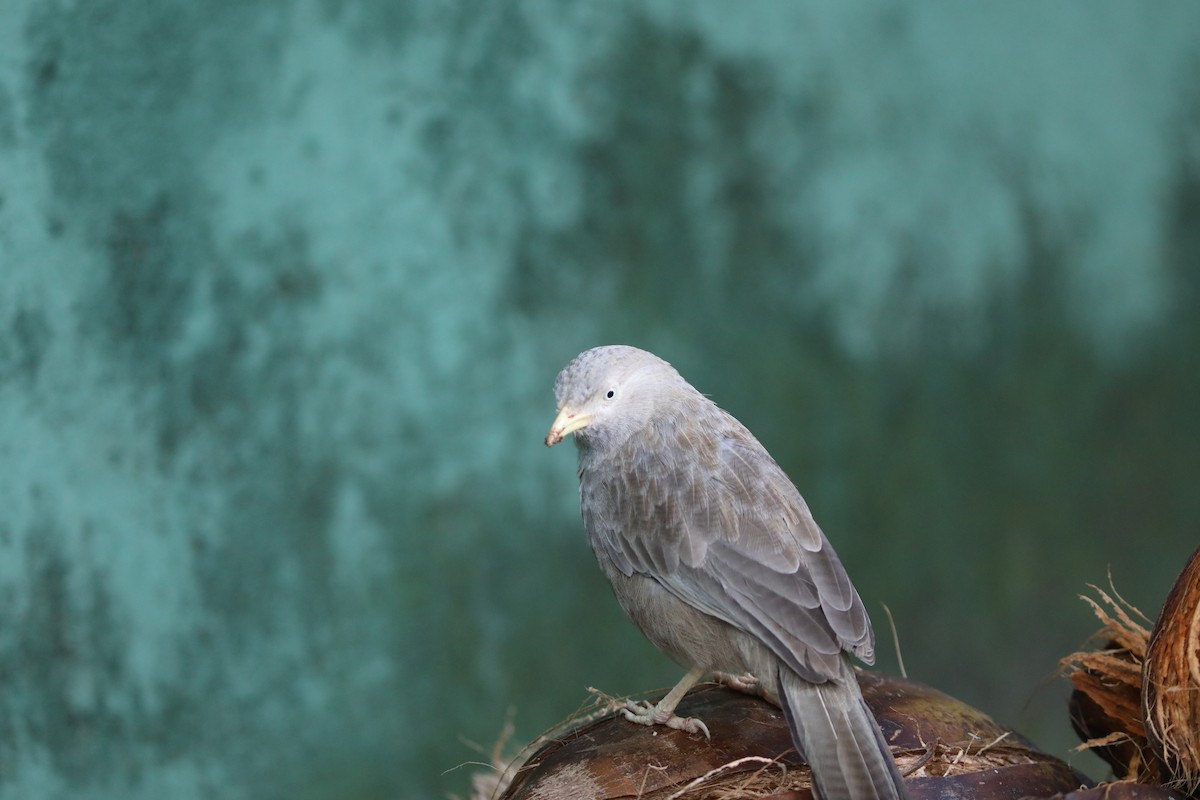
[2,2,1198,798]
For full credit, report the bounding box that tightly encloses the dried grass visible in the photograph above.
[1060,581,1160,783]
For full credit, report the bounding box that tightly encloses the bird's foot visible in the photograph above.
[622,699,711,739]
[714,671,761,694]
[713,671,780,706]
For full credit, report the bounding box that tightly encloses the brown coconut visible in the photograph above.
[493,672,1089,800]
[1143,545,1200,797]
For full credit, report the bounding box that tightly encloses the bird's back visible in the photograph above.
[577,396,874,682]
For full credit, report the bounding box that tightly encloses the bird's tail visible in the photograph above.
[777,664,908,800]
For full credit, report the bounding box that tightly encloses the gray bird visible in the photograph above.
[545,345,908,800]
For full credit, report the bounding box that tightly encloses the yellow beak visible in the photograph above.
[545,407,591,447]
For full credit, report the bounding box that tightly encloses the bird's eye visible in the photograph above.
[605,388,616,400]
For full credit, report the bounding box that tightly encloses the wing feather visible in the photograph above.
[585,407,874,682]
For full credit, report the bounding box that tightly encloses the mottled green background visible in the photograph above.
[1,2,1198,798]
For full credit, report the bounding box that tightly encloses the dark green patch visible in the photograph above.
[101,193,192,354]
[0,308,53,384]
[0,512,136,786]
[0,84,16,146]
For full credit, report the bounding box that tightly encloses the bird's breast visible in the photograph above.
[602,560,758,676]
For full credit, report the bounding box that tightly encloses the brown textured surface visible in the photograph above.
[1051,784,1185,800]
[1062,587,1160,782]
[1143,545,1200,797]
[499,672,1091,800]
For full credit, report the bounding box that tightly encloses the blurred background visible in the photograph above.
[1,2,1198,798]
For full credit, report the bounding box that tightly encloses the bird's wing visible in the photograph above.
[587,415,874,683]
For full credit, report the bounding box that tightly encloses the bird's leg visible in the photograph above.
[622,665,711,738]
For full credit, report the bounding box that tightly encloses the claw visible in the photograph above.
[715,671,761,694]
[667,714,710,738]
[713,671,780,706]
[622,699,711,739]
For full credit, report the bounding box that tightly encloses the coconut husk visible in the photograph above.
[495,672,1089,799]
[1143,545,1200,797]
[1063,551,1200,799]
[1061,582,1163,783]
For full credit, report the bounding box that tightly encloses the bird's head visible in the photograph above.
[545,345,685,449]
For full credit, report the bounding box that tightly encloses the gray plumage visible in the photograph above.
[546,345,907,800]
